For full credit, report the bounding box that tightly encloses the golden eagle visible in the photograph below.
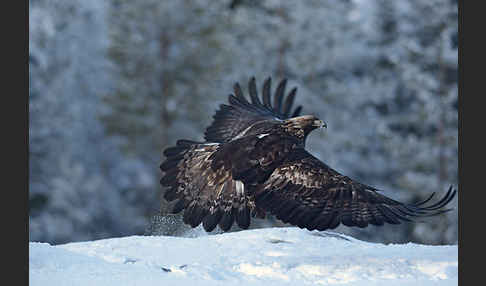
[160,77,456,232]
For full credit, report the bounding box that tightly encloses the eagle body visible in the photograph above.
[160,77,456,232]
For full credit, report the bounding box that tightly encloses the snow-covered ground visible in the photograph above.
[29,227,458,286]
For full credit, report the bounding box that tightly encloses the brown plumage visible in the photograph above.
[160,77,456,232]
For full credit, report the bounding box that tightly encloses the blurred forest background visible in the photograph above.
[29,0,458,245]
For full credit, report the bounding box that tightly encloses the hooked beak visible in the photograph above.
[285,115,327,129]
[313,119,327,128]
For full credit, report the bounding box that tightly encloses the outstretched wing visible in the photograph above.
[204,77,302,143]
[254,148,457,231]
[160,139,256,232]
[160,134,299,232]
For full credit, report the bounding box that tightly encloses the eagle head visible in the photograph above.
[282,115,326,139]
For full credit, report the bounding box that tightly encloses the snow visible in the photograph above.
[29,227,458,286]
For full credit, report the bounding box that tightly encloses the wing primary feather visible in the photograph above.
[159,158,181,172]
[401,187,455,214]
[163,146,186,157]
[291,105,303,117]
[273,78,287,114]
[386,206,414,222]
[327,192,344,229]
[282,87,297,117]
[160,167,178,186]
[228,94,248,108]
[328,212,342,229]
[287,206,309,226]
[401,204,429,215]
[192,205,208,227]
[393,205,424,217]
[315,209,338,231]
[183,202,196,226]
[163,186,179,201]
[254,190,274,209]
[262,77,272,108]
[171,199,186,214]
[419,187,456,210]
[176,139,200,147]
[218,208,235,231]
[236,206,251,229]
[233,82,246,102]
[274,200,298,221]
[368,206,385,226]
[202,208,223,232]
[304,201,328,230]
[416,208,454,217]
[411,192,436,207]
[376,205,401,224]
[248,76,262,106]
[297,208,322,230]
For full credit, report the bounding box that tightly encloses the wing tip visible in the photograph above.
[229,76,301,118]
